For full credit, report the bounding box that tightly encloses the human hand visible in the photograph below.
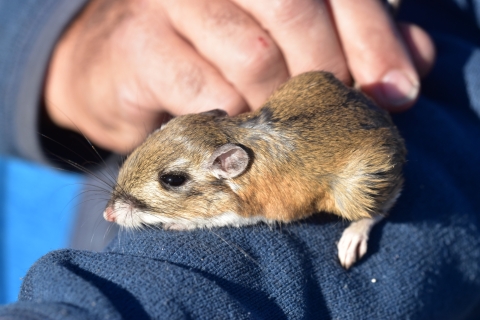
[45,0,435,154]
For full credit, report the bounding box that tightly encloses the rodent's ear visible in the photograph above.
[199,109,228,117]
[207,144,249,179]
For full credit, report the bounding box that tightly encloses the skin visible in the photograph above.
[44,0,435,154]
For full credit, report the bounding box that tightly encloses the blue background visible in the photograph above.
[0,157,83,303]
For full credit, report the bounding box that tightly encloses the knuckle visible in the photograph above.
[173,62,206,100]
[204,2,248,31]
[269,0,299,20]
[236,37,283,79]
[266,0,315,25]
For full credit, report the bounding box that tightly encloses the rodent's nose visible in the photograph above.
[104,206,116,222]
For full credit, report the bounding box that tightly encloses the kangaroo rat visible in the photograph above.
[104,71,406,269]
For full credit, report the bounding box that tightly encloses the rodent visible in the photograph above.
[104,71,406,268]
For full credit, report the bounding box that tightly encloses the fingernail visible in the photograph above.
[379,70,419,107]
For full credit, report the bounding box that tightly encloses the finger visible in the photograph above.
[121,20,249,117]
[231,0,350,84]
[100,111,170,154]
[329,0,420,111]
[398,23,436,78]
[164,0,289,109]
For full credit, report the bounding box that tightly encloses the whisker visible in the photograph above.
[52,155,115,190]
[208,229,261,269]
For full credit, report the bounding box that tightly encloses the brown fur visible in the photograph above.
[108,71,406,227]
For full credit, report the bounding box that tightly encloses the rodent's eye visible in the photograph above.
[159,173,187,188]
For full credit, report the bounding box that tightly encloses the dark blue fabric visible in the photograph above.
[0,0,480,318]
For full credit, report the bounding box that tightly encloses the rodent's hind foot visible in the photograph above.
[337,216,383,269]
